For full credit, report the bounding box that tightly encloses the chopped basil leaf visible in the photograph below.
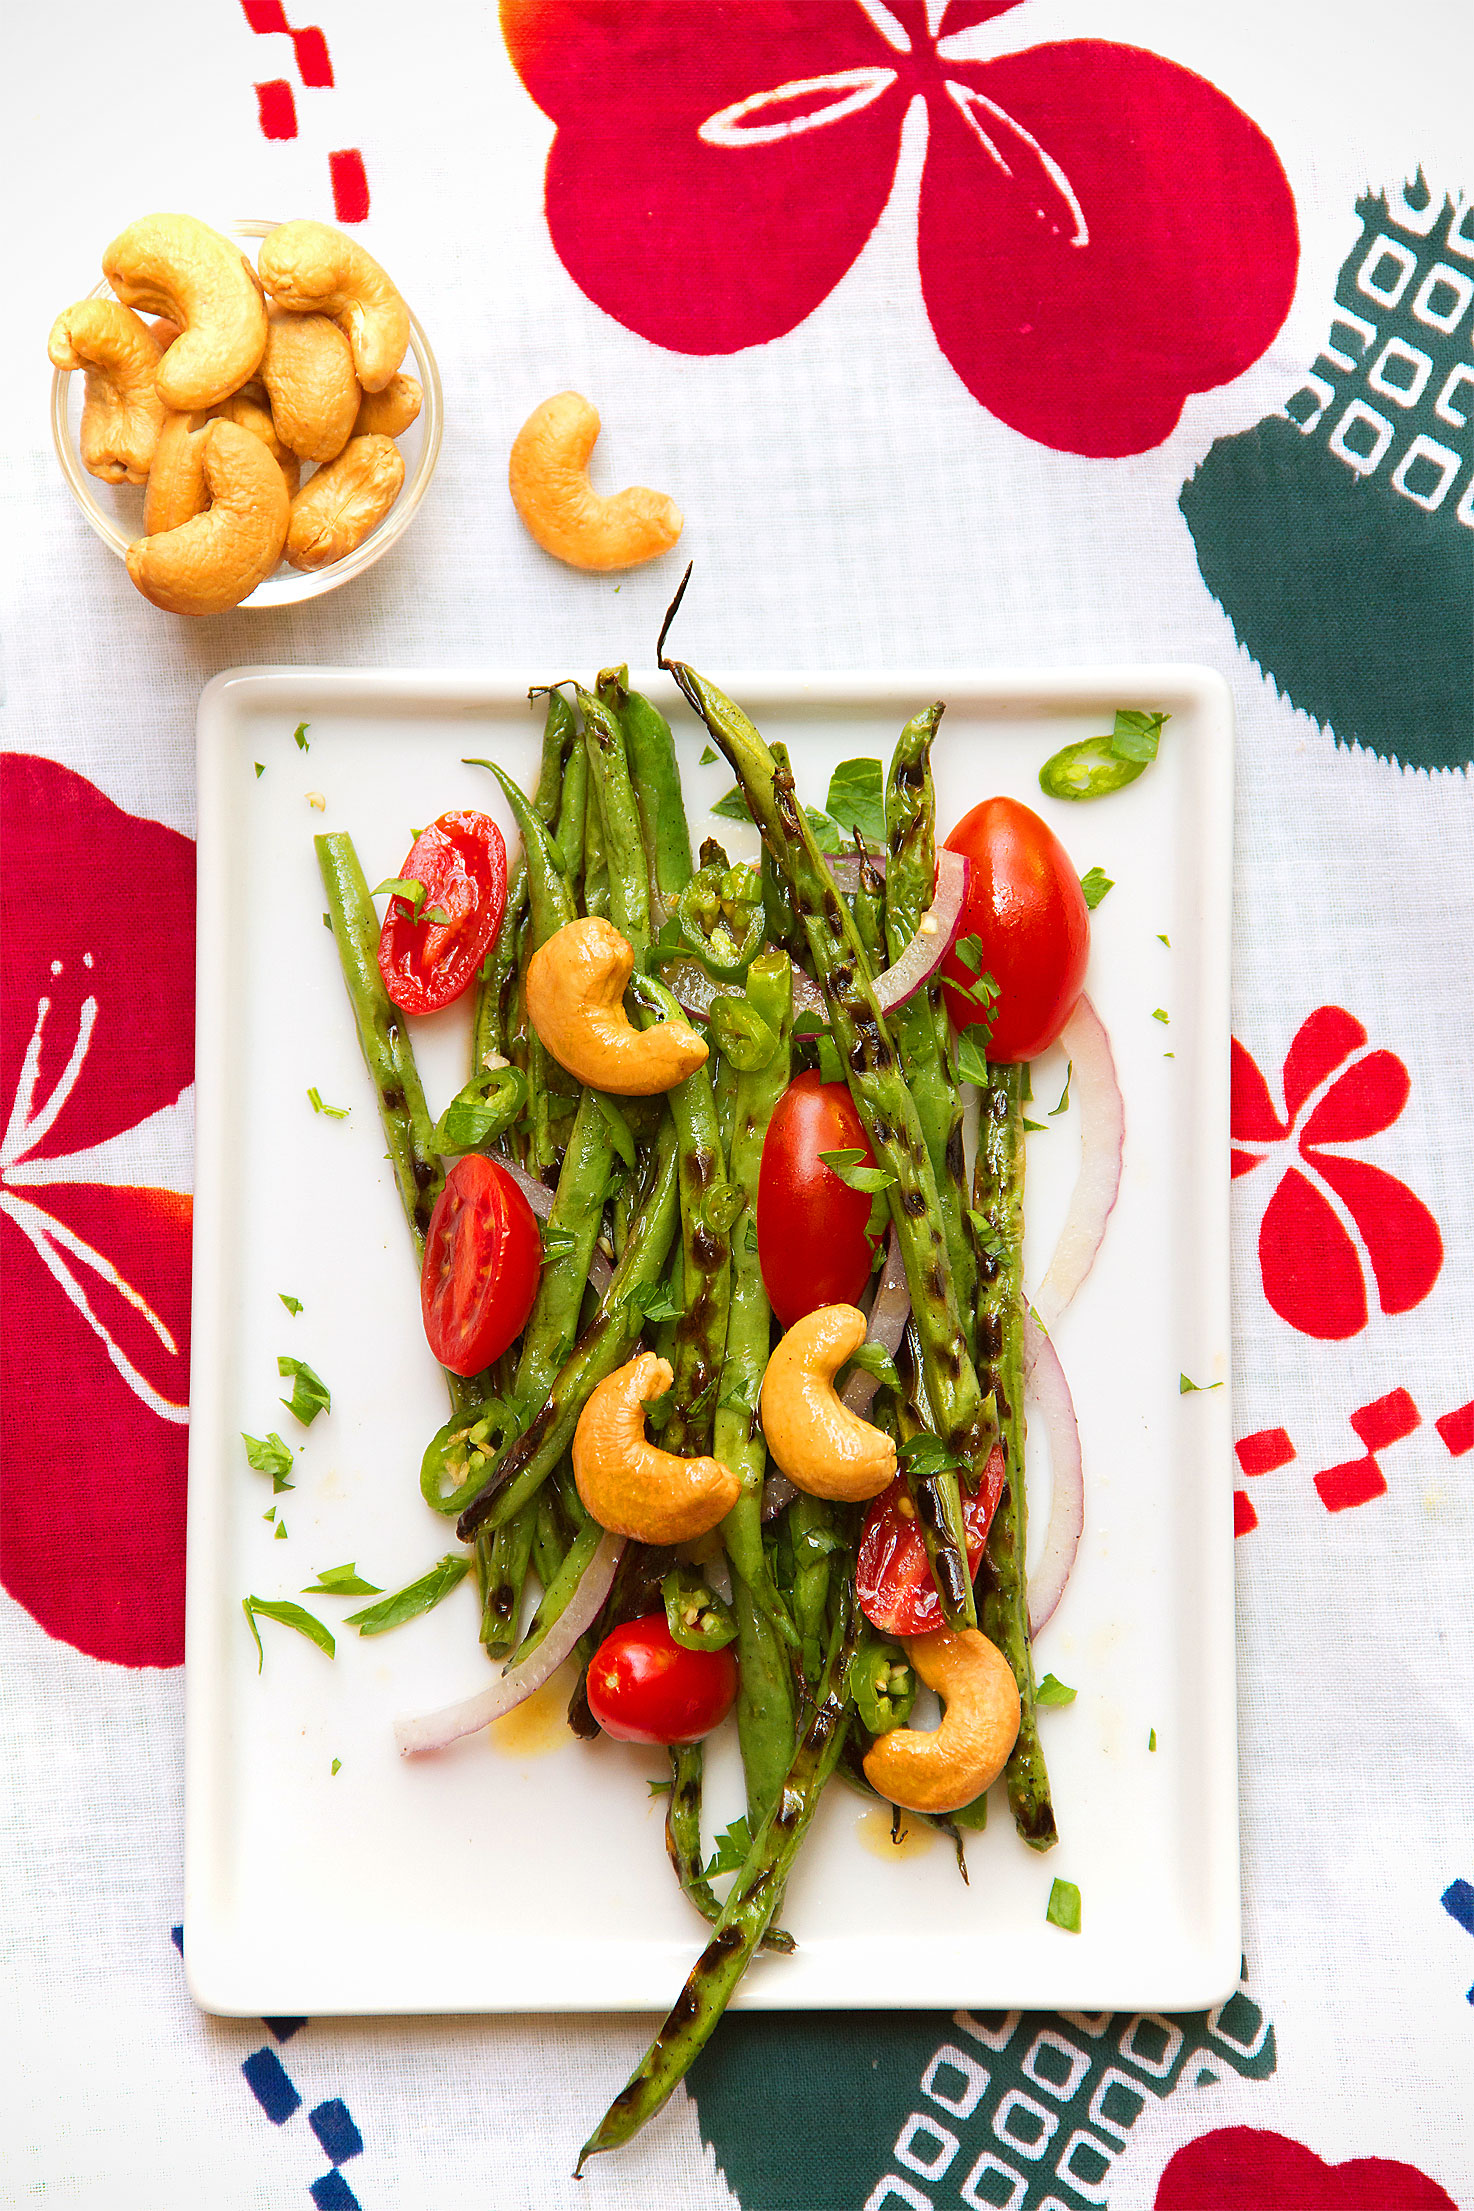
[843,1340,901,1393]
[1157,931,1171,946]
[1036,1673,1077,1705]
[430,1065,527,1156]
[242,1595,335,1671]
[648,1776,672,1796]
[898,1431,967,1478]
[703,1814,753,1880]
[274,1520,287,1539]
[953,932,983,973]
[1109,707,1168,763]
[371,875,428,913]
[1022,1117,1048,1133]
[302,1562,383,1596]
[624,1278,685,1325]
[278,1356,330,1426]
[307,1087,349,1118]
[331,1758,342,1776]
[818,1147,894,1196]
[1149,1728,1158,1752]
[824,757,886,846]
[540,1225,579,1265]
[1046,1877,1081,1933]
[803,805,848,854]
[1080,866,1113,909]
[967,1208,1007,1263]
[816,1032,844,1084]
[1049,1063,1072,1116]
[254,761,265,779]
[293,722,310,752]
[1179,1373,1222,1393]
[644,1386,674,1431]
[345,1553,471,1636]
[1152,1007,1169,1024]
[263,1508,275,1522]
[698,744,718,767]
[242,1430,295,1492]
[709,785,753,824]
[744,1219,759,1254]
[954,1025,993,1086]
[278,1293,303,1316]
[423,905,451,927]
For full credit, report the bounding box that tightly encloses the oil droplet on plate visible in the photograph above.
[855,1805,935,1860]
[489,1660,577,1758]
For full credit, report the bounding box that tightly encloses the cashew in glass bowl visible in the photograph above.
[525,917,708,1094]
[760,1305,899,1502]
[861,1627,1021,1816]
[47,299,167,485]
[286,433,404,571]
[572,1352,741,1544]
[127,419,289,615]
[353,372,422,440]
[258,219,409,392]
[259,310,359,463]
[509,391,683,571]
[102,213,268,411]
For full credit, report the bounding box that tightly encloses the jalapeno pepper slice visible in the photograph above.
[662,1563,737,1652]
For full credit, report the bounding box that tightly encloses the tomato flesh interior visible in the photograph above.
[420,1154,541,1377]
[378,808,507,1016]
[857,1447,1006,1636]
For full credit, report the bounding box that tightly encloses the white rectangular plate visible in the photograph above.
[186,665,1236,2018]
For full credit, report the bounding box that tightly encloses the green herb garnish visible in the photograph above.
[1080,866,1114,908]
[1050,1064,1072,1116]
[1039,709,1170,802]
[709,785,754,824]
[301,1562,383,1596]
[278,1356,330,1426]
[818,1147,894,1196]
[371,875,428,913]
[843,1340,901,1393]
[242,1430,295,1492]
[1036,1674,1077,1705]
[953,1024,993,1086]
[278,1293,303,1316]
[1046,1877,1082,1932]
[1179,1373,1222,1394]
[698,744,718,767]
[293,722,310,752]
[897,1431,967,1479]
[1152,1008,1169,1024]
[824,757,886,846]
[274,1521,287,1539]
[331,1758,342,1775]
[703,1815,754,1880]
[307,1087,349,1119]
[1149,1728,1158,1752]
[430,1064,528,1156]
[345,1553,471,1635]
[1157,932,1171,946]
[242,1595,334,1671]
[254,762,265,779]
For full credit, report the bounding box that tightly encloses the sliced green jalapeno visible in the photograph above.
[847,1634,917,1735]
[662,1564,737,1652]
[677,862,764,981]
[420,1397,519,1516]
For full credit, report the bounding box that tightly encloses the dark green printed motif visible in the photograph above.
[1180,176,1473,773]
[688,1962,1274,2210]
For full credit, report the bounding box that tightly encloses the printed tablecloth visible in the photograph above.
[3,3,1471,2206]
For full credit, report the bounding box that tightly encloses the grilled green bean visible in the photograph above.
[578,686,651,960]
[596,665,694,903]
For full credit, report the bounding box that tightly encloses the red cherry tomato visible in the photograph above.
[939,798,1089,1062]
[585,1615,738,1745]
[857,1447,1007,1636]
[420,1154,541,1377]
[378,808,507,1015]
[757,1070,878,1329]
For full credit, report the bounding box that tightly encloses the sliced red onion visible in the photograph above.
[1023,1310,1084,1638]
[588,1247,613,1298]
[872,848,968,1014]
[761,1471,798,1521]
[504,1161,554,1220]
[790,971,826,1019]
[841,1228,911,1414]
[394,1528,625,1755]
[1032,994,1125,1334]
[827,850,887,892]
[666,956,722,1025]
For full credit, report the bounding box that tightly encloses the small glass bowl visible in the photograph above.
[50,217,443,610]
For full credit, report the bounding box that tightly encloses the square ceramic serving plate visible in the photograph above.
[185,664,1236,2019]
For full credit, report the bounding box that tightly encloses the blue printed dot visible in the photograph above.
[309,2172,362,2211]
[264,2016,308,2044]
[309,2099,364,2165]
[241,2047,302,2126]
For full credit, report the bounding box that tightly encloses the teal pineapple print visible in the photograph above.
[1181,177,1473,773]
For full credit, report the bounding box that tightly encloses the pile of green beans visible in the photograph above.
[316,658,1061,2171]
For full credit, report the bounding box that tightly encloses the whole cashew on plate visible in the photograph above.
[53,211,421,614]
[760,1305,898,1503]
[862,1627,1021,1816]
[526,917,708,1095]
[573,1352,741,1545]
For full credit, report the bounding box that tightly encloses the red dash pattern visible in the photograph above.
[1314,1456,1388,1513]
[329,150,370,224]
[255,79,298,140]
[1236,1426,1295,1477]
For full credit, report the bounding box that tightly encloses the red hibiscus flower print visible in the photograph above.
[1156,2125,1459,2210]
[1232,1006,1442,1341]
[1,755,195,1668]
[501,0,1298,458]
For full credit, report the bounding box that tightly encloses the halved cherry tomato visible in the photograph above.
[585,1615,738,1745]
[757,1070,878,1329]
[420,1154,541,1376]
[378,808,507,1015]
[857,1447,1006,1636]
[940,798,1089,1062]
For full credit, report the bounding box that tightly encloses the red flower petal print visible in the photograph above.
[1,755,195,1668]
[919,43,1298,456]
[1232,1007,1443,1340]
[502,0,1298,458]
[1156,2125,1458,2211]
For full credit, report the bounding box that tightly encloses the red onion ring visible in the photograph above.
[503,1161,554,1220]
[841,1228,910,1414]
[872,849,969,1014]
[827,851,887,892]
[1033,993,1124,1335]
[761,1471,797,1521]
[394,1528,625,1755]
[1023,1310,1084,1638]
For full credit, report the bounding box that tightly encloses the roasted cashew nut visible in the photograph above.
[353,372,422,440]
[211,390,300,493]
[259,310,359,463]
[573,1352,740,1544]
[861,1627,1021,1816]
[127,419,289,616]
[525,917,708,1096]
[48,299,166,484]
[143,410,212,535]
[760,1305,898,1503]
[285,433,404,570]
[258,219,410,393]
[509,391,683,571]
[102,213,267,411]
